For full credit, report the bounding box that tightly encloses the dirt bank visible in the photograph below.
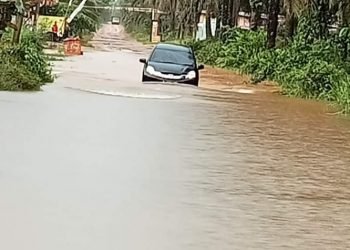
[200,66,281,94]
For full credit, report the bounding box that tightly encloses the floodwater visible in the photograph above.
[1,24,350,250]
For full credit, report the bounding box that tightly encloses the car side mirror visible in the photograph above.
[139,58,147,64]
[198,64,204,70]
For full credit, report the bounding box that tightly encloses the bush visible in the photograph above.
[2,28,53,83]
[191,28,350,113]
[278,61,346,99]
[0,58,42,91]
[187,39,223,65]
[0,27,53,91]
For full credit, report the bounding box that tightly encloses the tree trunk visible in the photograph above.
[180,23,185,40]
[222,0,229,26]
[285,12,296,39]
[206,9,213,39]
[13,14,23,44]
[228,0,233,26]
[216,12,221,36]
[250,0,261,31]
[318,0,328,38]
[266,0,280,48]
[170,0,177,32]
[33,3,41,29]
[176,23,181,39]
[231,0,240,27]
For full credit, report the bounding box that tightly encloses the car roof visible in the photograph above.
[155,43,192,52]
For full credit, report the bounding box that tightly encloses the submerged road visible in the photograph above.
[1,24,350,250]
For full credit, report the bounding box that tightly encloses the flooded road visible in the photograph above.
[1,24,350,249]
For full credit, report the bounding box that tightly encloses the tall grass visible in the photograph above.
[188,28,350,114]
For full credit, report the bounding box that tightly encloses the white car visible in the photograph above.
[111,17,120,25]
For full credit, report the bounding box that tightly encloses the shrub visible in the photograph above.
[0,58,42,91]
[192,28,350,113]
[187,39,223,65]
[0,27,53,91]
[1,28,53,83]
[278,61,344,99]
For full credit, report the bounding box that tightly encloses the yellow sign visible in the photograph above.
[37,15,65,35]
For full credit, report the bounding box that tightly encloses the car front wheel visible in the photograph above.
[189,77,199,86]
[142,73,149,82]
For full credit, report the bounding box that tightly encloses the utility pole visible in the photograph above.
[150,8,154,42]
[111,0,117,17]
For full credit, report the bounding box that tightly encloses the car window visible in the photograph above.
[150,48,194,66]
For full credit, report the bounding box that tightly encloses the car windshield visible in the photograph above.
[150,48,194,66]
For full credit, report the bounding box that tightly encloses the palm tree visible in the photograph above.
[250,0,263,30]
[284,0,297,39]
[54,0,107,36]
[228,0,240,27]
[122,0,350,43]
[266,0,280,48]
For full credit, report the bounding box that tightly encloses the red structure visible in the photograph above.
[63,37,82,56]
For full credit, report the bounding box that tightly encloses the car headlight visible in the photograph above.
[146,66,156,75]
[186,70,196,79]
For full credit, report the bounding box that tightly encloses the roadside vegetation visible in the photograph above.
[0,27,54,91]
[120,0,350,114]
[54,0,112,37]
[0,0,112,91]
[121,11,151,43]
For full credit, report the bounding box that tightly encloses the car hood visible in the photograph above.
[148,62,195,75]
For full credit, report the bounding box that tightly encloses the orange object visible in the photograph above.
[63,37,82,56]
[52,22,58,33]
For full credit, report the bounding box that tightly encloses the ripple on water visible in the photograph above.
[70,88,182,100]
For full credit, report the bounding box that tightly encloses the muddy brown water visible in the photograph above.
[1,24,350,250]
[89,25,350,249]
[171,94,350,250]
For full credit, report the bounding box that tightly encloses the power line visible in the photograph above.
[81,5,166,14]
